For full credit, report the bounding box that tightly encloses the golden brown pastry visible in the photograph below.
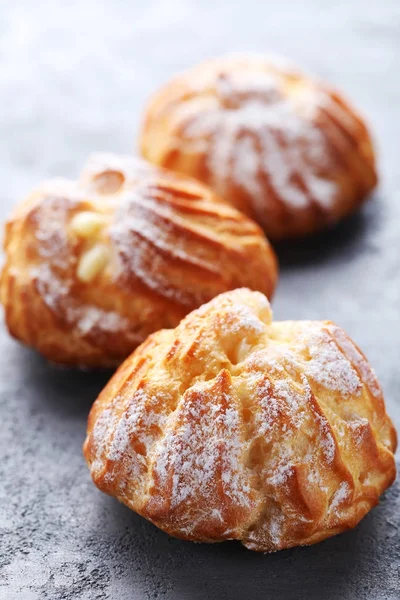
[84,288,396,552]
[140,54,378,240]
[0,154,277,368]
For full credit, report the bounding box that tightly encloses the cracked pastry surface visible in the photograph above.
[140,54,378,240]
[0,154,277,367]
[84,288,396,551]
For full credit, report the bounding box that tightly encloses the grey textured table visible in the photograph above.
[1,1,399,599]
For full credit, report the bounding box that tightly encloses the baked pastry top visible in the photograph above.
[140,54,378,240]
[84,288,396,551]
[0,154,277,367]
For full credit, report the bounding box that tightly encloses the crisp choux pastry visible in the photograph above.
[0,155,277,368]
[84,288,396,552]
[140,54,378,240]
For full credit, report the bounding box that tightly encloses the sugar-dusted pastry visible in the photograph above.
[0,155,277,368]
[140,55,378,240]
[84,288,396,552]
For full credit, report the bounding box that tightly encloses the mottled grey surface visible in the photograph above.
[0,1,399,599]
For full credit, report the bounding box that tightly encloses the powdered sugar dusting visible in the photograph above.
[314,412,336,464]
[34,195,77,269]
[90,407,118,477]
[231,134,265,200]
[301,326,362,396]
[181,61,339,215]
[268,462,293,487]
[226,302,267,336]
[329,481,351,516]
[328,325,382,398]
[192,289,271,335]
[32,264,70,312]
[33,263,129,338]
[151,377,253,531]
[268,511,286,547]
[346,416,371,448]
[77,308,130,336]
[106,390,168,490]
[28,186,130,342]
[107,390,149,463]
[91,385,175,500]
[109,192,221,307]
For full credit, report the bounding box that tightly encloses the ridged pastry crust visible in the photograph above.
[140,54,378,240]
[84,289,396,551]
[0,155,277,367]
